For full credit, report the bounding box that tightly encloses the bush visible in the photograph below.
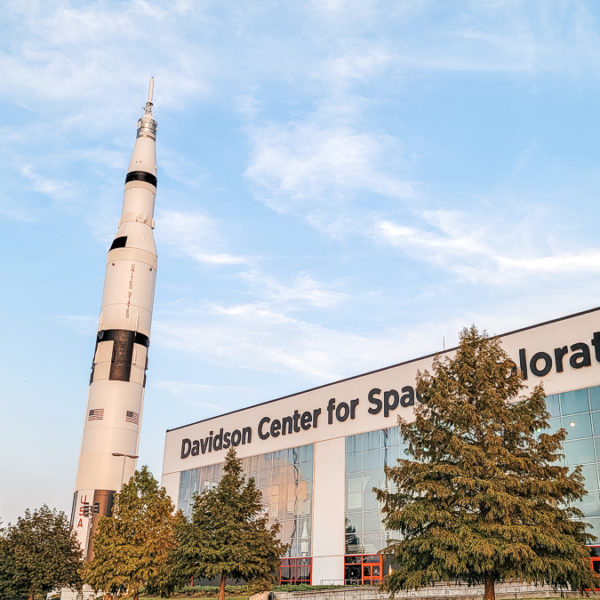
[272,584,345,591]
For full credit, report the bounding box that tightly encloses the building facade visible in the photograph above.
[161,307,600,585]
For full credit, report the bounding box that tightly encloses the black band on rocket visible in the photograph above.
[125,171,157,187]
[90,330,150,383]
[97,329,150,347]
[109,330,135,381]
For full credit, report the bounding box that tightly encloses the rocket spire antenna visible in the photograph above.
[145,76,154,114]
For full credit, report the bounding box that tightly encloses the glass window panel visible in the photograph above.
[345,564,362,583]
[361,533,383,554]
[561,389,590,415]
[387,427,401,447]
[579,463,599,490]
[345,513,362,534]
[574,491,600,517]
[304,479,313,498]
[295,497,311,516]
[365,469,382,490]
[546,418,562,435]
[297,563,310,579]
[363,490,379,511]
[545,394,561,418]
[347,492,362,511]
[346,534,363,554]
[284,448,294,464]
[564,438,596,465]
[585,517,600,541]
[364,510,383,532]
[364,554,380,564]
[298,516,311,539]
[258,471,271,488]
[346,434,363,454]
[347,453,362,473]
[563,413,593,439]
[592,412,600,437]
[384,445,401,467]
[347,476,362,494]
[297,445,312,463]
[365,430,383,451]
[179,481,189,498]
[590,387,600,411]
[298,460,313,481]
[364,450,382,470]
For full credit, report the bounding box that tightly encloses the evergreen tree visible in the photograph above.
[82,466,180,600]
[1,506,82,600]
[377,326,596,600]
[176,448,287,600]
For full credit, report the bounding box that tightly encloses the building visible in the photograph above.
[161,307,600,585]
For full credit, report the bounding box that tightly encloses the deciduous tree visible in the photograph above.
[1,506,82,600]
[82,466,180,600]
[0,522,18,600]
[377,326,596,600]
[176,448,287,600]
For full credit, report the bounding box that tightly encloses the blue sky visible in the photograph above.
[3,0,600,524]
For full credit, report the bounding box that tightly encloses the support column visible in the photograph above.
[311,436,346,584]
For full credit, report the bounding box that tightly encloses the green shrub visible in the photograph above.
[272,584,345,591]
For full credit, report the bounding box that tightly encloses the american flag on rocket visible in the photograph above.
[88,408,104,421]
[126,410,139,424]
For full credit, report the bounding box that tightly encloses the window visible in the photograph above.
[280,557,311,585]
[178,444,314,557]
[344,554,382,585]
[345,427,407,555]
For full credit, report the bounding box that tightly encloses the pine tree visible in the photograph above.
[176,448,288,600]
[1,506,82,600]
[82,466,180,600]
[377,326,596,600]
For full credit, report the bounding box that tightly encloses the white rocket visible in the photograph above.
[71,79,158,559]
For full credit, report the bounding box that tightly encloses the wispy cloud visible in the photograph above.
[241,270,347,310]
[19,165,76,201]
[373,206,600,284]
[156,302,436,382]
[0,2,211,123]
[157,209,248,266]
[245,120,414,230]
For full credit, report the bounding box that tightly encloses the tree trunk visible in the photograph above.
[484,574,495,600]
[219,573,227,600]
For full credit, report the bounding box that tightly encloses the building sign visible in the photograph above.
[176,324,600,461]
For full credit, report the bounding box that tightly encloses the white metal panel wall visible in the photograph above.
[311,437,345,584]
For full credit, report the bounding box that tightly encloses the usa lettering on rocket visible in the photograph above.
[71,79,158,560]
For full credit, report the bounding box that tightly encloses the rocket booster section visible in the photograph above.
[72,80,158,559]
